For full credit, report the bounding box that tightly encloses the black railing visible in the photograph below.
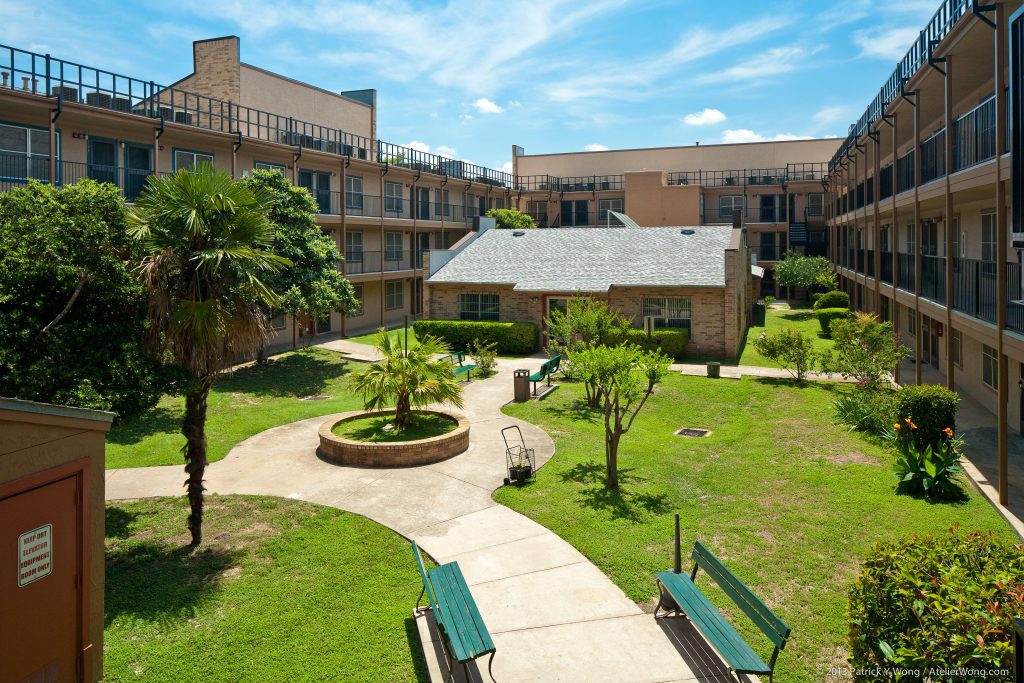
[920,255,946,303]
[704,206,786,224]
[878,164,893,200]
[758,243,784,261]
[897,253,916,291]
[919,130,946,184]
[953,258,998,323]
[343,250,414,275]
[866,249,875,278]
[896,150,916,193]
[952,95,996,172]
[880,252,893,284]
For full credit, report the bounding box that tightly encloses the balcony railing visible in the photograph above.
[897,253,916,291]
[953,258,998,323]
[952,95,996,172]
[896,150,915,194]
[880,252,893,284]
[343,250,414,275]
[705,206,787,224]
[757,244,784,261]
[878,164,893,201]
[920,254,946,303]
[919,130,946,184]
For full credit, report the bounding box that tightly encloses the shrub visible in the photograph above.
[467,338,497,376]
[752,328,824,381]
[813,290,850,310]
[816,307,850,336]
[608,328,690,360]
[832,387,896,435]
[893,384,959,449]
[889,433,964,499]
[827,312,909,388]
[412,320,538,355]
[848,528,1024,679]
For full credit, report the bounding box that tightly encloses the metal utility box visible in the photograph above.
[0,398,113,682]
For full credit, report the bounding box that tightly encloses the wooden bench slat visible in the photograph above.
[430,564,494,660]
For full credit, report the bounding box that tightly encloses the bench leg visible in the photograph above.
[487,651,496,683]
[531,380,537,396]
[653,579,681,619]
[417,585,425,609]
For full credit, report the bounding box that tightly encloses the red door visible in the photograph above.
[0,476,81,683]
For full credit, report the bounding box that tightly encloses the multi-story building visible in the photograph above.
[510,139,839,296]
[0,36,517,348]
[825,0,1023,503]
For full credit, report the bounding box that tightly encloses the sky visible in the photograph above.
[3,0,944,175]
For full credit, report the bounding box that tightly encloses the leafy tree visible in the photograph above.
[545,296,631,406]
[241,170,358,354]
[826,312,909,388]
[752,328,825,382]
[486,208,537,230]
[570,344,670,489]
[350,330,464,430]
[0,180,180,420]
[130,164,289,546]
[773,253,832,292]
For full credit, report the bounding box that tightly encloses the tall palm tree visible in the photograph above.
[351,330,464,430]
[129,163,289,546]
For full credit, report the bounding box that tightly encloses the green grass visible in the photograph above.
[333,412,457,442]
[345,326,418,348]
[736,304,834,368]
[106,348,365,469]
[103,495,428,683]
[494,374,1014,683]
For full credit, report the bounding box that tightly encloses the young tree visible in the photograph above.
[570,344,670,489]
[773,253,833,293]
[827,312,909,387]
[752,328,824,382]
[350,330,464,430]
[545,296,631,406]
[485,208,537,230]
[0,180,179,420]
[241,170,358,357]
[130,164,289,546]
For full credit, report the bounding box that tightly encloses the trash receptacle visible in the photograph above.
[707,362,721,378]
[514,369,531,402]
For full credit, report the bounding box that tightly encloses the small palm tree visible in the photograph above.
[129,163,289,546]
[351,330,464,430]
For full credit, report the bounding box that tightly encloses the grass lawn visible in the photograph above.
[736,304,834,368]
[345,326,418,348]
[104,495,428,682]
[494,374,1014,683]
[333,412,457,442]
[106,348,364,469]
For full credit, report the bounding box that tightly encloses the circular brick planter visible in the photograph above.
[318,409,470,467]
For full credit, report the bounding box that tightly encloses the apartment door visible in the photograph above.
[123,143,152,201]
[87,137,118,184]
[417,233,430,269]
[920,316,939,368]
[416,187,431,220]
[298,170,331,214]
[760,195,776,223]
[0,476,80,682]
[788,193,796,222]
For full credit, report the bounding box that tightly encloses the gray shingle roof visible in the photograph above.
[428,226,735,292]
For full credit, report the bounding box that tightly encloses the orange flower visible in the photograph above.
[904,417,912,424]
[893,423,901,430]
[909,422,917,430]
[943,427,954,438]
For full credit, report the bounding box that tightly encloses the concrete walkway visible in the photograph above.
[671,362,853,382]
[106,346,735,683]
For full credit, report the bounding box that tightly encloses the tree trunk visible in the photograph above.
[256,342,267,366]
[606,431,620,489]
[395,393,411,430]
[182,377,214,547]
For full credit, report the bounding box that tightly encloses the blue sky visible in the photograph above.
[4,0,942,173]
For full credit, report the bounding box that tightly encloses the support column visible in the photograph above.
[943,54,956,390]
[340,157,348,337]
[891,111,901,384]
[995,3,1009,504]
[873,130,883,315]
[913,91,923,386]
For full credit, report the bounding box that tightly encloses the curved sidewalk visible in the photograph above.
[106,351,733,682]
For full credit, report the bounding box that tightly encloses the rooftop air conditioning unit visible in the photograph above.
[51,85,78,103]
[85,92,112,108]
[174,111,193,125]
[112,97,131,113]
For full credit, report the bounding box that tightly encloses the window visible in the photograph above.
[345,231,363,262]
[560,199,589,226]
[983,344,999,389]
[385,281,403,310]
[526,200,547,222]
[253,161,286,174]
[642,297,691,331]
[719,195,744,219]
[982,210,997,262]
[346,175,364,210]
[598,198,624,222]
[415,187,431,220]
[465,193,476,217]
[920,219,939,256]
[384,181,403,215]
[459,293,500,321]
[905,221,916,254]
[298,169,332,214]
[384,231,404,262]
[906,308,917,336]
[494,197,504,210]
[880,225,891,253]
[270,313,286,330]
[806,193,824,216]
[0,123,54,181]
[351,285,364,317]
[173,149,213,170]
[434,188,450,217]
[952,328,961,367]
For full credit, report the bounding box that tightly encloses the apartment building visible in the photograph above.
[825,0,1024,503]
[510,138,839,296]
[0,36,517,347]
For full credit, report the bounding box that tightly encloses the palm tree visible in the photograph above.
[129,163,289,546]
[350,329,464,430]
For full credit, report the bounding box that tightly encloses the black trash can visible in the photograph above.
[513,369,531,402]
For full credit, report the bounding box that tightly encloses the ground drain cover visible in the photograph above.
[301,395,333,401]
[675,427,712,438]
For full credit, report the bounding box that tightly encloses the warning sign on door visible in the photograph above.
[18,524,53,587]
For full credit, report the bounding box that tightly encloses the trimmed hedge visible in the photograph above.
[608,328,690,360]
[813,290,850,310]
[893,384,959,449]
[816,307,850,336]
[412,320,538,355]
[849,528,1024,678]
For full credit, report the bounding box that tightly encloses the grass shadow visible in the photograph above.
[220,348,350,399]
[107,405,182,445]
[105,541,243,627]
[105,506,141,540]
[546,398,602,424]
[782,310,816,322]
[752,376,847,394]
[559,462,671,522]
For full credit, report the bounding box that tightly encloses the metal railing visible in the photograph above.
[878,164,894,200]
[920,254,946,303]
[897,253,916,291]
[703,205,787,224]
[880,252,894,283]
[896,150,916,193]
[952,95,997,172]
[757,243,784,261]
[919,129,946,184]
[342,250,414,275]
[953,257,998,322]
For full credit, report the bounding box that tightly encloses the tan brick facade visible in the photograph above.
[174,37,241,104]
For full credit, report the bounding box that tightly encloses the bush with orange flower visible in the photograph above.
[886,416,963,500]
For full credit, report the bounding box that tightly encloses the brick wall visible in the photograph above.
[175,37,241,104]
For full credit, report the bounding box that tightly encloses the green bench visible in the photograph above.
[448,351,476,381]
[528,354,561,396]
[655,540,790,682]
[412,541,495,682]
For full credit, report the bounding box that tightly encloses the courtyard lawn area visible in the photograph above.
[104,495,428,683]
[106,348,364,469]
[345,326,418,348]
[333,411,458,442]
[494,374,1014,683]
[736,304,833,368]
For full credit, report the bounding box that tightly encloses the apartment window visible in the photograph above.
[384,231,404,261]
[879,226,890,253]
[346,175,364,210]
[719,195,744,219]
[982,210,997,262]
[434,188,450,217]
[253,161,286,174]
[385,281,403,310]
[598,198,624,222]
[906,221,915,254]
[983,344,999,389]
[351,285,364,317]
[806,193,824,216]
[270,313,286,330]
[345,231,363,263]
[0,123,53,181]
[459,293,500,321]
[173,149,214,171]
[384,181,403,214]
[920,219,939,256]
[560,199,589,227]
[642,297,691,331]
[952,328,961,368]
[526,200,548,223]
[298,169,332,214]
[906,308,917,336]
[494,197,504,210]
[465,193,476,217]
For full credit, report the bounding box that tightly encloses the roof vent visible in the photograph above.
[679,228,695,235]
[512,230,526,236]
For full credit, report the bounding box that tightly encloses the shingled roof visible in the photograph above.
[427,226,736,292]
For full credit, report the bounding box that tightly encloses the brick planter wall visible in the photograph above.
[318,409,470,467]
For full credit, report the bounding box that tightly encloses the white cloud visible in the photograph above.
[435,145,458,158]
[500,161,514,173]
[721,130,812,144]
[399,141,460,159]
[507,100,522,108]
[696,45,823,84]
[811,105,849,128]
[473,97,503,114]
[584,143,609,151]
[853,26,919,61]
[683,108,726,126]
[404,140,431,153]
